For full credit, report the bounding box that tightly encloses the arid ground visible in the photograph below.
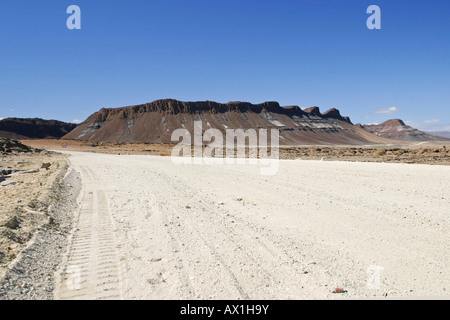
[56,152,449,299]
[1,140,449,299]
[0,149,67,276]
[21,139,450,165]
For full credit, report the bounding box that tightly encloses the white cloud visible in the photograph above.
[405,120,450,132]
[372,106,398,115]
[0,117,3,121]
[405,120,420,127]
[72,119,82,124]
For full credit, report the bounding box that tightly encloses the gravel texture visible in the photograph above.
[55,152,449,299]
[0,165,81,300]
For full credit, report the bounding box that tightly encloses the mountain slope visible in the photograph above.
[360,119,450,141]
[424,131,450,139]
[0,118,77,139]
[63,99,389,145]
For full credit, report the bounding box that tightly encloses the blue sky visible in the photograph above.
[0,0,449,131]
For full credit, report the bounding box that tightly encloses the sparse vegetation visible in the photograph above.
[375,148,387,157]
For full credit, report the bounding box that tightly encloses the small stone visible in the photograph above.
[4,216,21,229]
[1,180,16,186]
[41,163,51,170]
[332,287,347,294]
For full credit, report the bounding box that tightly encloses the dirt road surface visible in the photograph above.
[54,152,449,299]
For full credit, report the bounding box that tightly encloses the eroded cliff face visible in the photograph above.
[63,99,384,145]
[91,100,300,119]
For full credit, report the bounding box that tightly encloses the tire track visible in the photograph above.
[140,173,250,299]
[55,165,122,300]
[57,152,450,298]
[147,169,314,298]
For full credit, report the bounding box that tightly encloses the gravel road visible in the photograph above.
[53,152,449,299]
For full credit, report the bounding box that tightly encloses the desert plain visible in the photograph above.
[0,139,449,299]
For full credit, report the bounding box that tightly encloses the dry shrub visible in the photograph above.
[375,148,386,157]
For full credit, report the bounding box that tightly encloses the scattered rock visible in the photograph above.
[0,139,33,153]
[1,180,16,186]
[19,169,40,175]
[0,164,81,300]
[41,163,51,170]
[332,287,347,294]
[4,216,21,230]
[1,169,13,175]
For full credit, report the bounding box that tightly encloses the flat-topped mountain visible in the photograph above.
[63,99,387,145]
[0,118,77,140]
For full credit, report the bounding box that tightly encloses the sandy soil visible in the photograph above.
[53,151,449,299]
[21,139,450,165]
[0,167,80,299]
[0,151,67,276]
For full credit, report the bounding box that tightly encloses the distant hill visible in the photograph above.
[63,99,389,145]
[359,119,450,141]
[424,131,450,139]
[0,118,77,139]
